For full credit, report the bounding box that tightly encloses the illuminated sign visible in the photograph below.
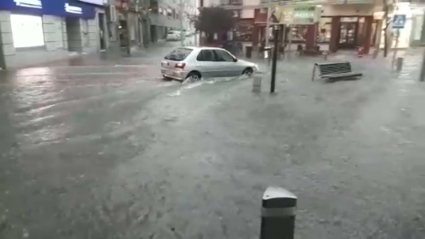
[78,0,104,6]
[14,0,42,9]
[65,3,82,14]
[0,0,96,19]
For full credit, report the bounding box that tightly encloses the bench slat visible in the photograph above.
[325,72,363,79]
[317,62,353,76]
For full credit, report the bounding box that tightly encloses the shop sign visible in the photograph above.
[65,3,82,14]
[78,0,105,6]
[274,5,321,25]
[14,0,42,9]
[0,0,96,19]
[393,14,406,29]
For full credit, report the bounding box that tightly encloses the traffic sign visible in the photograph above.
[393,14,406,29]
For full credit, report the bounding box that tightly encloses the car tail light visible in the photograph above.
[175,62,186,69]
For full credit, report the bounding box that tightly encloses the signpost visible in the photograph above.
[392,14,406,29]
[392,14,405,70]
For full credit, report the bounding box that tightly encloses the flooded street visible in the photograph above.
[1,48,425,239]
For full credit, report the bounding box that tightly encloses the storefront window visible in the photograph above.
[291,25,308,43]
[319,17,332,43]
[11,14,44,48]
[236,25,252,42]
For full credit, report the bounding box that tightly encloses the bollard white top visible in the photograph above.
[263,187,296,201]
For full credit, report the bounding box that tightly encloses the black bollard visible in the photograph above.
[260,187,297,239]
[270,26,279,93]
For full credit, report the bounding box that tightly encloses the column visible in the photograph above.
[42,15,58,51]
[0,11,14,69]
[421,10,425,45]
[329,16,340,53]
[305,23,318,50]
[362,16,373,54]
[252,25,260,47]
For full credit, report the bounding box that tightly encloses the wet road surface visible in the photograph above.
[1,48,425,239]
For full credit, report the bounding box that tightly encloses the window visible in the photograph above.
[164,48,193,61]
[196,50,215,61]
[214,50,234,62]
[11,14,44,48]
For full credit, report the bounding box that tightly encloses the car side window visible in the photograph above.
[214,50,234,62]
[197,50,215,61]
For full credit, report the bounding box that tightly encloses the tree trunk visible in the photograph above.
[383,0,389,58]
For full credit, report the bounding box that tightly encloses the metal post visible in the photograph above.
[396,57,403,72]
[420,48,425,82]
[281,25,286,59]
[392,29,400,69]
[270,26,279,93]
[127,12,132,55]
[260,187,297,239]
[287,24,292,58]
[180,0,184,46]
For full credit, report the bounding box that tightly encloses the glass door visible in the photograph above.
[338,17,358,49]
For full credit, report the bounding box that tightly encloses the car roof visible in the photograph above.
[176,46,225,51]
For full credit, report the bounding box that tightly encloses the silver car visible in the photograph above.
[161,46,259,81]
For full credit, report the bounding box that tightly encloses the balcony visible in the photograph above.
[219,0,243,5]
[327,0,375,4]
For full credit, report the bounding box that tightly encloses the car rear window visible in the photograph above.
[164,48,193,61]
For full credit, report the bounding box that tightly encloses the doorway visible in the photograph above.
[65,18,83,52]
[0,31,5,69]
[338,19,357,49]
[98,13,106,51]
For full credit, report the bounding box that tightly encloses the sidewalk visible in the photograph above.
[25,41,181,68]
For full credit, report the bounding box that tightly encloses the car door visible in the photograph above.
[196,50,219,78]
[213,49,239,77]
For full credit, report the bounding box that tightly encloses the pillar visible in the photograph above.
[329,16,340,53]
[420,10,425,44]
[252,25,260,47]
[305,23,317,49]
[362,16,373,54]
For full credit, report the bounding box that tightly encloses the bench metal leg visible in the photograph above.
[311,65,316,81]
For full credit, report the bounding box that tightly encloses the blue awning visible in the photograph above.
[0,0,97,19]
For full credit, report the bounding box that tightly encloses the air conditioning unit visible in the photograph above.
[109,5,117,22]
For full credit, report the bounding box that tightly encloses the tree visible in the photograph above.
[192,6,236,41]
[382,0,392,58]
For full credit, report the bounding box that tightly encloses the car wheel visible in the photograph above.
[242,68,253,76]
[185,72,201,82]
[163,75,172,81]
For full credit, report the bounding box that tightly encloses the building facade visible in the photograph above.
[0,0,108,69]
[147,0,196,43]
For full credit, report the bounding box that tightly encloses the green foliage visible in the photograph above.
[192,6,236,34]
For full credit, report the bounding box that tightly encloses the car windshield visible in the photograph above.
[164,48,192,61]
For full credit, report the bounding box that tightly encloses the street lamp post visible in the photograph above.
[270,25,279,93]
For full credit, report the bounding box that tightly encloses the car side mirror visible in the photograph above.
[233,58,238,62]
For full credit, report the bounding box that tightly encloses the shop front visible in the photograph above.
[0,0,103,69]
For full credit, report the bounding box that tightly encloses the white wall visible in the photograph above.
[0,10,103,69]
[241,0,258,19]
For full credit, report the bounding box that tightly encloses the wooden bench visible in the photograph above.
[312,62,363,81]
